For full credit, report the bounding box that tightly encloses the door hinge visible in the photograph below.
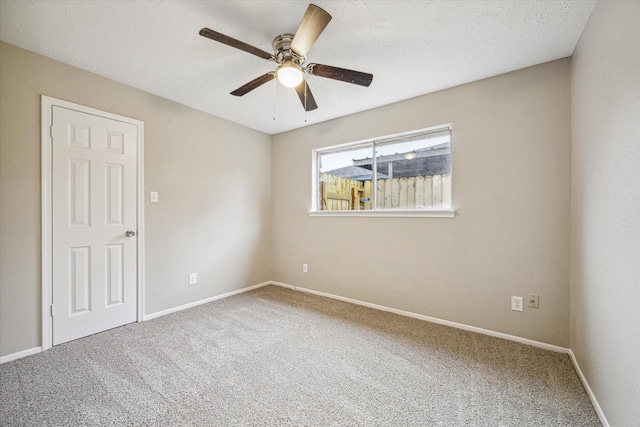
[50,304,54,317]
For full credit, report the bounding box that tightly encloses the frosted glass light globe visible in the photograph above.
[277,62,304,88]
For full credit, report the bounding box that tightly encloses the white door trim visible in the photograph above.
[41,96,145,351]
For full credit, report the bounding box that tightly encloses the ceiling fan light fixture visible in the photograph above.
[276,61,304,88]
[199,3,372,112]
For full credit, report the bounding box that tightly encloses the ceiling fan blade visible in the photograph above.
[295,81,318,111]
[307,63,373,87]
[290,4,332,58]
[230,73,275,96]
[199,28,274,60]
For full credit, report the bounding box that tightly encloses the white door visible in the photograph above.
[52,106,138,345]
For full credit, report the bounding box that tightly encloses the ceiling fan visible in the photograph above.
[199,3,373,112]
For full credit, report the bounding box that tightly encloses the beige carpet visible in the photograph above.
[0,285,600,426]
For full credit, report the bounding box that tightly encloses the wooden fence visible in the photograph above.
[320,173,451,211]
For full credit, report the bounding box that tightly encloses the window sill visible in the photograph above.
[308,209,455,218]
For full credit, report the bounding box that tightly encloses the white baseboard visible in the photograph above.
[2,281,274,363]
[272,281,611,425]
[281,282,568,353]
[143,281,272,321]
[0,346,42,364]
[268,281,296,290]
[567,349,610,427]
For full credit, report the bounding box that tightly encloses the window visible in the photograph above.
[311,125,453,216]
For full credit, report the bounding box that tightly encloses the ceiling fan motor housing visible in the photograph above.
[272,34,304,64]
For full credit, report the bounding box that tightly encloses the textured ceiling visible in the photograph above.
[0,0,596,135]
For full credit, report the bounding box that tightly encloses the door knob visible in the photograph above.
[126,230,136,237]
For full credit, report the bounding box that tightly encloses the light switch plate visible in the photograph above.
[527,293,539,309]
[150,191,158,203]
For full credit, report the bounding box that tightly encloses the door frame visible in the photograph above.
[41,95,145,351]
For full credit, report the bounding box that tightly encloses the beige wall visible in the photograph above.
[0,42,272,357]
[272,59,572,347]
[570,1,640,425]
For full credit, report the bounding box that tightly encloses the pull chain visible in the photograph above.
[304,79,308,123]
[273,74,277,121]
[272,74,310,122]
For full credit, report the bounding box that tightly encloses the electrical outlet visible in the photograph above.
[511,296,523,312]
[188,273,197,285]
[527,293,539,309]
[302,263,308,273]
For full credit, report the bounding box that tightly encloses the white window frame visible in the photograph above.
[310,124,455,218]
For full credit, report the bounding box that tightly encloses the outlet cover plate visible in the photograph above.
[188,273,197,285]
[511,296,523,312]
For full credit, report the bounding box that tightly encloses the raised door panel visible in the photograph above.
[69,159,91,226]
[105,163,124,225]
[69,246,91,315]
[106,244,124,306]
